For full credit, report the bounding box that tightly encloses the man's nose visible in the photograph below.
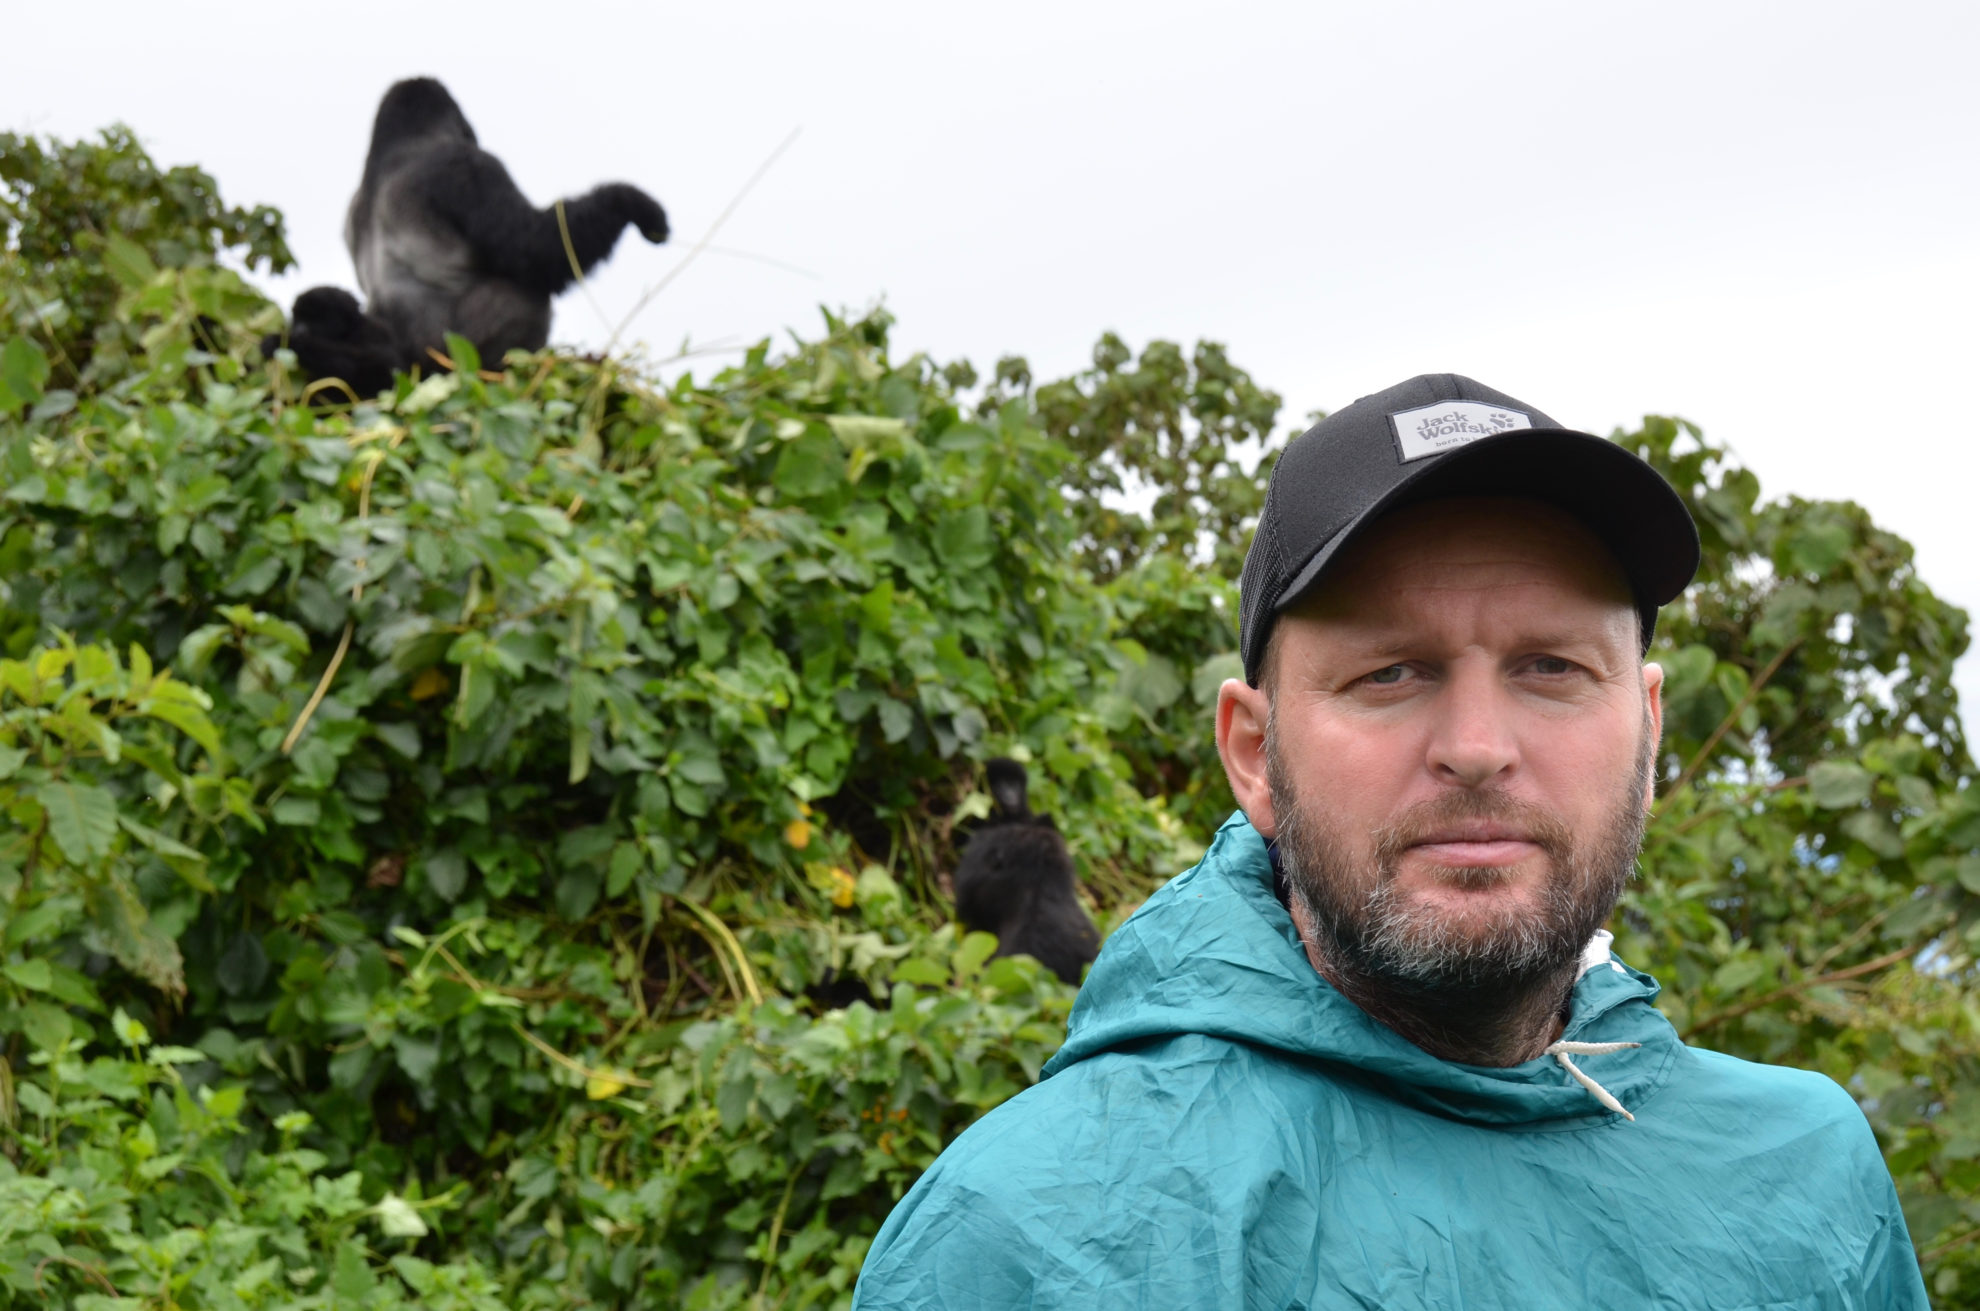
[1425,667,1520,788]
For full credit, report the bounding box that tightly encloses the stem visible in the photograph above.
[279,621,353,755]
[1662,640,1801,803]
[673,895,763,1006]
[753,1165,805,1307]
[509,1022,651,1090]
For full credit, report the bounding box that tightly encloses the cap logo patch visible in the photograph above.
[1390,400,1532,463]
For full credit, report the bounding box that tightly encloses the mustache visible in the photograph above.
[1368,790,1575,875]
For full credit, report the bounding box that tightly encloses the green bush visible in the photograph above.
[4,124,1980,1307]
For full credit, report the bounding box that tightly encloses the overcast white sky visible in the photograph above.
[12,1,1980,721]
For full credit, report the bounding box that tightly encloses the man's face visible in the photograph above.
[1217,498,1664,990]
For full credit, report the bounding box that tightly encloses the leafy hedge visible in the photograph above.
[5,125,1980,1307]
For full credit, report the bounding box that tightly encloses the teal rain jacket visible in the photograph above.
[854,813,1927,1309]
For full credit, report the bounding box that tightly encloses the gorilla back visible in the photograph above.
[272,77,668,397]
[951,759,1100,986]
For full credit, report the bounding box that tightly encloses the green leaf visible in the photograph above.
[423,848,468,902]
[772,431,848,498]
[374,720,421,759]
[103,233,161,288]
[272,796,322,826]
[608,841,644,898]
[19,999,73,1051]
[1840,809,1903,860]
[150,1045,209,1066]
[878,699,914,743]
[442,332,482,376]
[933,506,994,570]
[112,1006,150,1048]
[216,932,270,997]
[393,1034,441,1083]
[1712,956,1767,993]
[375,1192,431,1238]
[825,414,908,445]
[1,337,49,408]
[956,931,999,980]
[891,958,947,986]
[1118,653,1184,714]
[1785,514,1852,577]
[87,877,184,995]
[2,959,54,992]
[4,898,73,949]
[555,866,603,920]
[332,1242,377,1301]
[36,781,119,862]
[1808,761,1872,809]
[1190,652,1244,707]
[396,372,459,414]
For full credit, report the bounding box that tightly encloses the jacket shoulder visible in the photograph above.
[854,1034,1324,1308]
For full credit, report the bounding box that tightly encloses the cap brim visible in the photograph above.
[1270,428,1700,645]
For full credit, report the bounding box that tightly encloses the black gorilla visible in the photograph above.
[265,77,668,397]
[951,759,1101,986]
[277,287,401,399]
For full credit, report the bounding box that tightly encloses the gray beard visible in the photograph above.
[1267,708,1652,1063]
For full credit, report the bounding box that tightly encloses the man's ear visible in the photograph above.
[1641,660,1665,812]
[1217,678,1278,837]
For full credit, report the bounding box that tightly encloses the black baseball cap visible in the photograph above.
[1237,373,1700,685]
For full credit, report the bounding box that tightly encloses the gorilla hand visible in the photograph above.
[596,182,669,244]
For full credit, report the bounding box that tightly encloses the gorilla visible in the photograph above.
[951,759,1101,986]
[265,77,668,397]
[276,287,401,399]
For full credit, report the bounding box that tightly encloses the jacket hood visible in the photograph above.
[1042,812,1681,1127]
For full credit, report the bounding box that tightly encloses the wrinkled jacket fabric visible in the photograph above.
[854,813,1926,1309]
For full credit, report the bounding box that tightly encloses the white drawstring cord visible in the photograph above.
[1544,1040,1641,1122]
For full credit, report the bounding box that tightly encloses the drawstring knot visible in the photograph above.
[1544,1040,1640,1122]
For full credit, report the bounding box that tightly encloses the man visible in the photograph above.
[853,375,1927,1308]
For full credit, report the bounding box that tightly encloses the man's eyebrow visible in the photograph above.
[1322,620,1632,658]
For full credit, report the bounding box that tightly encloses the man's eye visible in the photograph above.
[1530,657,1574,675]
[1367,665,1409,685]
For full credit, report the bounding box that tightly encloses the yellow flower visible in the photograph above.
[784,818,813,849]
[828,866,856,909]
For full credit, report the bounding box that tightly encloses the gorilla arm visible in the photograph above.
[406,144,669,296]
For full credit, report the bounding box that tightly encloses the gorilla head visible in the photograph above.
[266,76,669,401]
[369,77,477,153]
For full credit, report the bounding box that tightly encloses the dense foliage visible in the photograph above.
[3,126,1980,1307]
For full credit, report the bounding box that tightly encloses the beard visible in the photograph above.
[1267,709,1653,1000]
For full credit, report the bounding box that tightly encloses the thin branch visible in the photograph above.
[673,894,764,1006]
[510,1021,652,1091]
[1807,902,1901,977]
[754,1165,806,1306]
[554,198,614,338]
[280,621,352,755]
[34,1254,117,1297]
[603,127,803,358]
[701,244,822,281]
[1924,1223,1980,1263]
[1681,941,1924,1040]
[1662,640,1802,803]
[281,444,388,753]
